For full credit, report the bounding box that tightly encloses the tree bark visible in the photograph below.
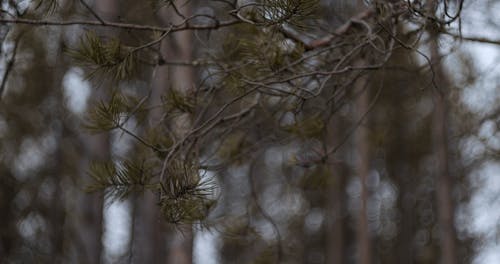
[164,2,195,263]
[73,1,119,263]
[430,35,458,264]
[131,36,169,264]
[131,2,195,263]
[325,115,347,264]
[354,69,372,264]
[427,1,458,263]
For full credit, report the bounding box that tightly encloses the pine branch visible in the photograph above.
[158,160,217,224]
[67,32,139,81]
[86,159,156,202]
[0,17,241,33]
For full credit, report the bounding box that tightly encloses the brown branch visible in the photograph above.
[0,17,241,33]
[280,8,376,50]
[442,31,500,46]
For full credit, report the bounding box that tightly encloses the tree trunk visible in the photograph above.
[325,115,347,264]
[427,2,458,263]
[131,51,169,262]
[74,1,119,262]
[130,10,169,264]
[76,125,108,264]
[131,2,195,263]
[430,35,457,264]
[354,69,372,264]
[164,2,195,263]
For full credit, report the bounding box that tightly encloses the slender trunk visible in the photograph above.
[430,36,457,264]
[49,69,67,263]
[325,115,347,264]
[132,1,195,262]
[131,12,168,264]
[427,2,457,263]
[0,170,17,259]
[354,69,371,264]
[130,37,169,264]
[164,2,195,263]
[132,192,166,263]
[74,2,118,262]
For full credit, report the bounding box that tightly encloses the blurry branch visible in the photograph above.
[78,0,105,24]
[0,17,241,33]
[159,88,259,183]
[0,32,24,100]
[248,158,283,262]
[311,77,384,165]
[281,1,408,50]
[407,0,464,25]
[442,31,500,46]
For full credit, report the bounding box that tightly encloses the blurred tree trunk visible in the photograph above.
[325,115,347,264]
[430,29,458,264]
[165,1,195,262]
[427,2,458,264]
[323,1,372,262]
[73,1,119,262]
[382,39,419,263]
[75,109,108,264]
[131,16,169,264]
[392,101,415,264]
[48,49,68,263]
[75,99,107,264]
[132,1,195,263]
[0,170,17,259]
[354,69,372,264]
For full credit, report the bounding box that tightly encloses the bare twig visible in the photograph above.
[78,0,105,24]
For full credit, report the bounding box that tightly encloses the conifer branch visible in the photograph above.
[0,17,241,33]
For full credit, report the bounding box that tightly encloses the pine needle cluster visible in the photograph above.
[84,93,146,133]
[261,0,318,27]
[67,32,138,81]
[158,160,217,224]
[86,159,156,202]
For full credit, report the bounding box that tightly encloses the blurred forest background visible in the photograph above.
[0,0,499,263]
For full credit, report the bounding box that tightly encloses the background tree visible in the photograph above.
[0,0,499,263]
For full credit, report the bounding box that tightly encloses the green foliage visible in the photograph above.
[84,93,127,132]
[217,23,307,96]
[262,0,319,28]
[159,160,217,224]
[222,28,287,72]
[217,131,247,162]
[86,159,156,202]
[88,157,216,224]
[144,127,174,158]
[84,97,122,132]
[84,92,147,133]
[67,32,138,81]
[163,89,196,114]
[281,115,324,138]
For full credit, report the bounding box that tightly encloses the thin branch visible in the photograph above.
[78,0,105,24]
[442,31,500,46]
[322,75,384,159]
[280,7,376,50]
[0,17,241,33]
[0,33,23,100]
[248,159,283,263]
